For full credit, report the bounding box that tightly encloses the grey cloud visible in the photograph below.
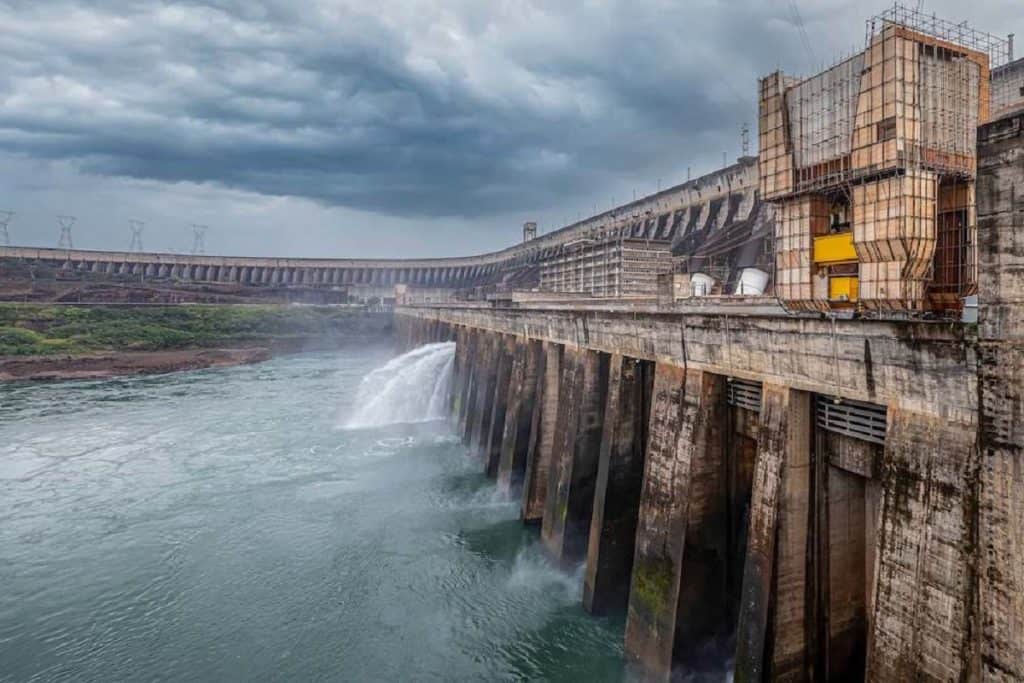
[0,1,784,217]
[0,0,1021,255]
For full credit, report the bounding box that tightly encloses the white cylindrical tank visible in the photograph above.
[734,268,769,296]
[690,273,715,297]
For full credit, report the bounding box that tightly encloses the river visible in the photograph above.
[0,343,628,681]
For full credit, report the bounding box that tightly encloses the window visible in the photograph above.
[877,117,897,142]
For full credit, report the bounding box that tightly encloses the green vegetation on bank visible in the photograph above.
[0,304,379,356]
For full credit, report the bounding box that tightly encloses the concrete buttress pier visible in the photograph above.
[391,108,1024,682]
[521,343,562,524]
[541,347,610,566]
[583,354,652,616]
[497,339,543,496]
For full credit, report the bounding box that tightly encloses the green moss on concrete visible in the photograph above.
[631,554,677,620]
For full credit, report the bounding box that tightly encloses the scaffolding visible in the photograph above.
[761,4,992,314]
[868,4,1010,68]
[538,227,673,298]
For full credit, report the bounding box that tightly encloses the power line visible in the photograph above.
[57,215,76,249]
[129,220,145,252]
[789,1,818,67]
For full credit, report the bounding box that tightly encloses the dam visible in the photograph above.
[1,7,1023,681]
[386,29,1024,681]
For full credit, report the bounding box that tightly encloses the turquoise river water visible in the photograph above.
[1,343,638,682]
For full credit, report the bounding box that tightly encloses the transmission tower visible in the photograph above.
[129,220,145,252]
[57,215,76,249]
[0,211,12,247]
[191,224,208,255]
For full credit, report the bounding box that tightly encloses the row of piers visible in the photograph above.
[392,296,1019,681]
[0,246,504,289]
[391,108,1024,682]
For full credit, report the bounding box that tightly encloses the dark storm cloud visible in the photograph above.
[0,0,802,219]
[0,0,1020,229]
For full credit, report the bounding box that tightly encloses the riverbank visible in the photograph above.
[0,304,391,381]
[0,347,273,381]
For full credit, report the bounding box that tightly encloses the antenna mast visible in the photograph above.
[57,215,76,249]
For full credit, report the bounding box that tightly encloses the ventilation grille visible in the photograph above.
[728,379,762,412]
[816,397,888,445]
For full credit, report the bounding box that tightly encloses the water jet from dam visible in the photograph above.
[344,342,455,429]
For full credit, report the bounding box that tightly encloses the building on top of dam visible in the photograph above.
[992,53,1024,119]
[0,5,1019,318]
[534,156,772,300]
[761,5,1011,315]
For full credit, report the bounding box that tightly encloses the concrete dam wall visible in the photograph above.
[388,109,1024,682]
[0,158,765,298]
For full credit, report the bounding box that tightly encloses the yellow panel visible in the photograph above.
[814,232,858,264]
[829,276,859,302]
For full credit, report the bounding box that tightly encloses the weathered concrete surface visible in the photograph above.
[541,347,610,565]
[458,330,482,441]
[622,363,689,680]
[484,336,515,477]
[395,306,977,423]
[734,384,812,682]
[583,355,650,615]
[976,111,1024,682]
[497,339,542,495]
[521,343,561,524]
[867,410,978,681]
[622,367,731,678]
[468,334,500,456]
[450,327,471,418]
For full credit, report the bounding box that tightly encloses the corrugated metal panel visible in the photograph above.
[728,379,762,412]
[816,396,887,445]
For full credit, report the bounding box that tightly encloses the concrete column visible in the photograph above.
[734,384,812,682]
[865,409,978,682]
[483,336,515,477]
[454,329,477,430]
[976,112,1024,682]
[449,327,467,417]
[497,339,543,495]
[541,347,610,565]
[583,356,652,615]
[521,342,563,523]
[459,331,479,440]
[467,334,499,453]
[623,367,729,679]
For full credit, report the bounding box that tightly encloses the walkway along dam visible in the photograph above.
[394,105,1024,683]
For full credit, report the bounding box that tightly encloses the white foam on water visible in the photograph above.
[505,545,584,604]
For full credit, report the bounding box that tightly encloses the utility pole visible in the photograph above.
[57,215,76,249]
[191,224,208,255]
[129,220,145,252]
[0,210,12,246]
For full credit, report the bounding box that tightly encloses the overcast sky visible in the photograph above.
[1,1,1020,258]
